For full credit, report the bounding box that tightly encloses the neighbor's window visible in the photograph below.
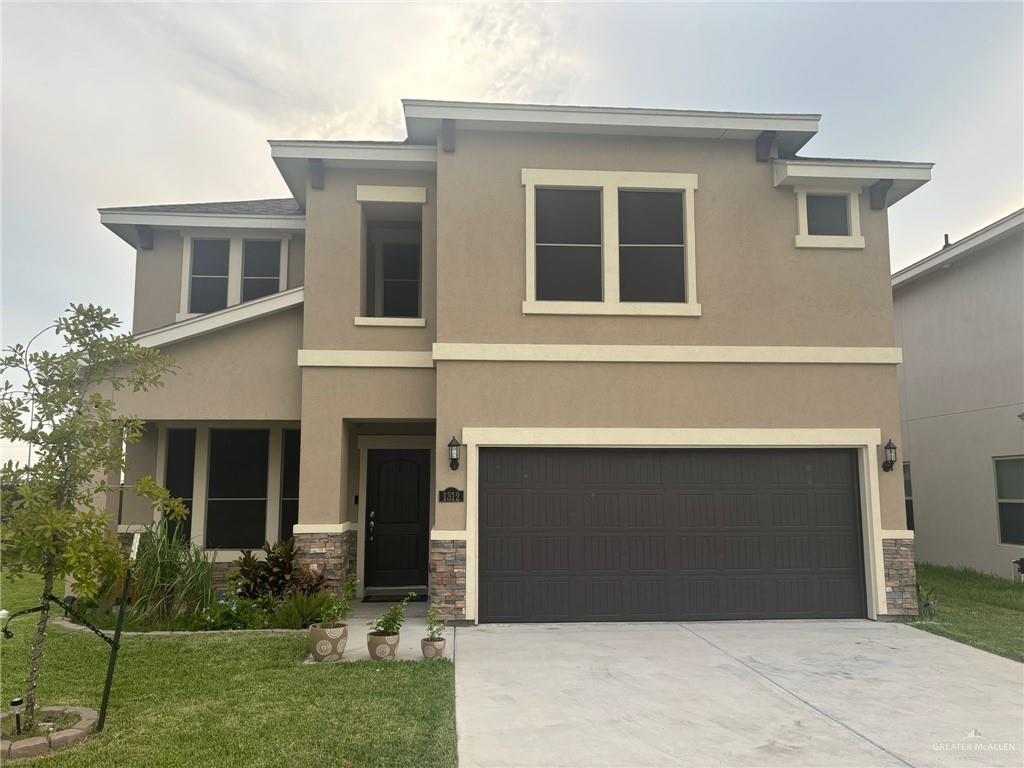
[242,240,282,302]
[618,190,686,302]
[165,428,196,542]
[366,224,422,317]
[535,187,603,302]
[903,462,914,531]
[280,429,300,542]
[205,429,269,549]
[189,239,230,313]
[806,194,850,236]
[995,456,1024,546]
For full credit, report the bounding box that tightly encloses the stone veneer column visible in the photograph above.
[429,540,467,621]
[883,538,919,616]
[293,531,358,592]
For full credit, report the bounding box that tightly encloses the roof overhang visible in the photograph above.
[772,158,933,206]
[403,99,820,156]
[269,141,437,206]
[100,209,305,247]
[892,208,1024,288]
[134,287,304,348]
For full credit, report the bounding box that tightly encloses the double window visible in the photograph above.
[183,236,288,317]
[995,456,1024,546]
[523,169,699,316]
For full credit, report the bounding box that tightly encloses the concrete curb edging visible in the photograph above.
[0,706,97,761]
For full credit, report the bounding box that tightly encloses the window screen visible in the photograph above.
[280,429,300,542]
[242,240,281,302]
[206,429,269,549]
[995,457,1024,545]
[366,225,422,318]
[189,240,230,313]
[165,429,196,541]
[806,194,850,236]
[535,188,602,301]
[903,462,914,531]
[618,190,685,302]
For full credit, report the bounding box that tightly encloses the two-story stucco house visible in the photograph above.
[99,99,931,623]
[893,209,1024,578]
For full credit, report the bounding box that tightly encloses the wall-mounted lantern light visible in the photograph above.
[882,439,898,472]
[448,437,461,471]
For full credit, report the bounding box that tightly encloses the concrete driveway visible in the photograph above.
[454,620,1022,767]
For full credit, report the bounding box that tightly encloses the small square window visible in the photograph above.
[806,194,850,236]
[535,188,602,302]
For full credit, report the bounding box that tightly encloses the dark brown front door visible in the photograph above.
[479,448,866,622]
[365,449,430,588]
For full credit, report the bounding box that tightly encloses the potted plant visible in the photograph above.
[308,579,358,662]
[421,604,446,660]
[367,592,414,660]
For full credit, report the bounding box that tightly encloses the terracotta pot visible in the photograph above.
[421,638,446,660]
[308,622,348,662]
[367,632,400,660]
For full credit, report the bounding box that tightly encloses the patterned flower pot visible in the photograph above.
[308,622,348,662]
[367,632,400,660]
[421,638,446,660]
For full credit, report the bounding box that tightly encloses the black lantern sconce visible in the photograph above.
[448,437,461,471]
[882,439,898,472]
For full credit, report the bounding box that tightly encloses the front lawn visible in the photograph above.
[0,572,456,767]
[912,563,1024,662]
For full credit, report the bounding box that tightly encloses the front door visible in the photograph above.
[365,449,430,588]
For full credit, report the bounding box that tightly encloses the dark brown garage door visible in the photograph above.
[479,448,865,622]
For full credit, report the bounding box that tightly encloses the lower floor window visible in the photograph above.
[280,429,300,541]
[206,429,269,549]
[995,456,1024,545]
[903,462,914,531]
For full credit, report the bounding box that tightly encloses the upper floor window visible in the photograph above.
[794,188,865,249]
[995,456,1024,546]
[523,169,700,316]
[180,235,289,320]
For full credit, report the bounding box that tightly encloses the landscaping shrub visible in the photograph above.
[201,594,270,630]
[271,590,336,629]
[129,517,213,624]
[227,538,325,607]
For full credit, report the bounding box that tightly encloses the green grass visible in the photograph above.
[0,572,456,767]
[912,563,1024,662]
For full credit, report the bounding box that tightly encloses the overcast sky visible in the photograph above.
[2,1,1022,355]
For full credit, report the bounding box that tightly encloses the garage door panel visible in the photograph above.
[479,448,865,622]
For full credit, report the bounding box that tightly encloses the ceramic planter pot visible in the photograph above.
[309,622,348,662]
[421,638,446,660]
[367,632,400,660]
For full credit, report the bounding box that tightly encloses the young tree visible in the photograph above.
[1,304,185,722]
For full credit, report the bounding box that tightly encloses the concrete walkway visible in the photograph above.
[453,620,1023,767]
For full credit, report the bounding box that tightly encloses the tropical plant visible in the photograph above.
[129,516,213,624]
[369,593,415,636]
[230,549,265,600]
[228,538,324,605]
[272,590,334,630]
[425,604,446,642]
[321,579,359,625]
[0,304,182,722]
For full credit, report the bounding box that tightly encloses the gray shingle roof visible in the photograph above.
[100,198,302,216]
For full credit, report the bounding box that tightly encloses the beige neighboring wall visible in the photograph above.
[114,307,303,421]
[303,168,436,351]
[895,229,1024,576]
[435,130,896,347]
[434,361,907,531]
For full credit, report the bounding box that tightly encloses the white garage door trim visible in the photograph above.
[460,427,887,623]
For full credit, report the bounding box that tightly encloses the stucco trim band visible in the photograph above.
[297,350,434,368]
[355,185,427,204]
[292,522,357,534]
[430,529,468,540]
[460,427,888,623]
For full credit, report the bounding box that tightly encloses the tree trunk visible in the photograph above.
[24,569,54,725]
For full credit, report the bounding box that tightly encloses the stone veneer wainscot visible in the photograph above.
[293,531,358,592]
[883,538,919,616]
[429,539,467,621]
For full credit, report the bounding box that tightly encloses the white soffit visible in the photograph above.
[100,211,305,247]
[403,99,820,155]
[773,158,933,205]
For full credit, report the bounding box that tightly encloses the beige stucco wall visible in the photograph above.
[302,168,436,351]
[435,130,896,347]
[894,231,1024,575]
[116,429,159,526]
[113,307,303,421]
[131,231,306,335]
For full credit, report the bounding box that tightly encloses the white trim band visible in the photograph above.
[292,523,356,535]
[430,530,468,541]
[297,349,434,368]
[881,529,915,540]
[356,185,427,204]
[353,317,427,327]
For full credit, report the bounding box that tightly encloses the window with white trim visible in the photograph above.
[995,456,1024,546]
[180,234,289,319]
[794,188,865,249]
[522,169,700,316]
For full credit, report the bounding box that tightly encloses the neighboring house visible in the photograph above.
[893,209,1024,578]
[99,99,932,623]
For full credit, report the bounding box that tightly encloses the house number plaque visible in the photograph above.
[438,487,464,503]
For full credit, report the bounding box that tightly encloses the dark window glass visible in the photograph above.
[189,241,230,314]
[206,429,269,548]
[536,245,602,301]
[905,499,915,532]
[998,503,1024,546]
[617,191,685,303]
[619,190,684,245]
[382,243,420,280]
[536,188,601,245]
[242,240,281,303]
[996,458,1024,545]
[280,430,300,542]
[995,458,1024,499]
[806,195,850,236]
[192,239,229,275]
[190,277,229,313]
[165,429,196,541]
[366,226,422,318]
[902,463,912,499]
